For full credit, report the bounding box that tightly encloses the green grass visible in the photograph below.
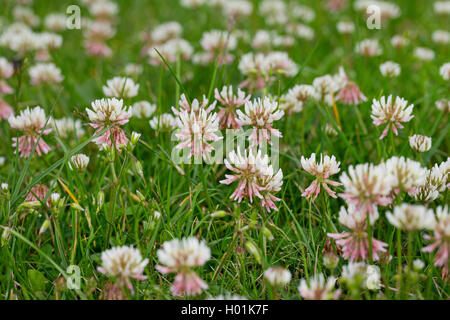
[0,0,448,300]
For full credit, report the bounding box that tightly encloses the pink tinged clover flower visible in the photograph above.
[335,67,367,105]
[339,163,394,217]
[155,237,210,297]
[8,106,52,158]
[422,206,449,276]
[86,98,131,151]
[371,95,414,139]
[258,164,283,212]
[301,153,342,200]
[220,148,283,212]
[97,246,149,295]
[236,97,284,145]
[0,57,14,94]
[328,206,388,262]
[172,94,222,160]
[220,148,268,203]
[0,99,14,120]
[214,85,250,129]
[298,274,341,300]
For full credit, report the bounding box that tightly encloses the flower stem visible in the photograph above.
[396,228,402,299]
[366,212,374,265]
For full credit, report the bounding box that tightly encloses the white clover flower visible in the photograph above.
[280,84,315,114]
[87,98,131,124]
[180,0,207,8]
[52,117,85,139]
[435,99,450,112]
[44,13,67,32]
[214,85,250,129]
[85,20,116,39]
[291,4,315,22]
[251,30,273,50]
[391,35,409,48]
[38,32,63,50]
[148,38,193,65]
[265,51,298,77]
[298,274,340,300]
[409,134,432,153]
[149,113,177,131]
[29,63,63,85]
[427,160,449,193]
[131,101,156,119]
[354,0,401,19]
[414,47,435,61]
[432,30,450,44]
[413,161,448,202]
[288,23,315,40]
[301,153,342,200]
[70,154,90,171]
[0,57,14,79]
[355,39,382,57]
[124,63,143,77]
[413,259,425,271]
[340,163,394,216]
[103,77,139,99]
[386,204,436,231]
[338,205,379,229]
[86,98,131,150]
[385,156,427,192]
[98,246,148,290]
[365,265,381,290]
[336,21,355,34]
[380,61,401,78]
[0,157,5,166]
[172,95,221,160]
[8,106,52,158]
[13,6,40,27]
[313,75,339,105]
[440,63,450,81]
[264,266,291,286]
[156,237,210,270]
[89,0,119,19]
[341,262,380,291]
[221,148,283,212]
[434,1,450,15]
[151,21,182,44]
[236,97,284,145]
[0,24,40,54]
[259,0,287,25]
[371,95,414,139]
[222,0,253,17]
[1,182,8,191]
[200,29,237,52]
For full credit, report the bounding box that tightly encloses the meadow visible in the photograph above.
[0,0,448,300]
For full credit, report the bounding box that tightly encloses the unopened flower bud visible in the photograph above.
[323,252,339,270]
[413,259,425,271]
[136,190,146,202]
[262,227,274,241]
[39,219,51,234]
[131,131,141,146]
[96,191,105,213]
[134,161,144,179]
[1,227,11,246]
[409,135,432,153]
[71,202,84,211]
[70,154,90,171]
[245,241,261,263]
[211,210,227,218]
